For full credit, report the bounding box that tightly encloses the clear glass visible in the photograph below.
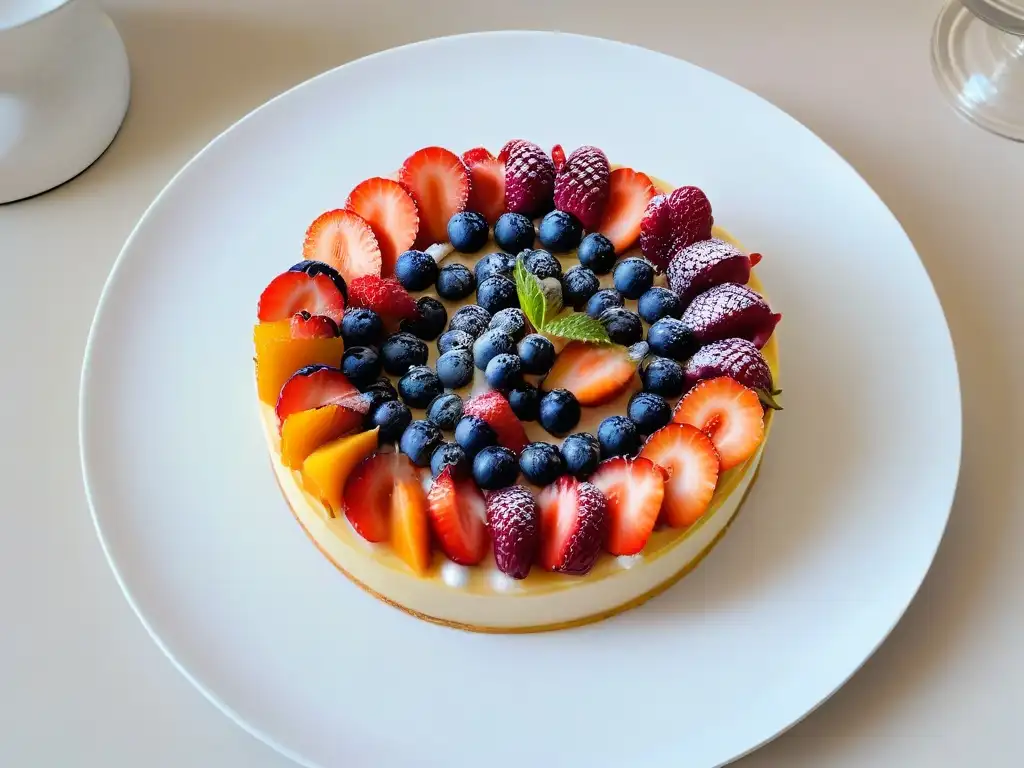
[932,0,1024,141]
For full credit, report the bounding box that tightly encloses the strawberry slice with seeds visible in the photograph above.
[590,457,667,556]
[463,391,528,453]
[348,275,418,323]
[639,423,720,527]
[639,186,714,271]
[461,147,506,224]
[302,209,383,284]
[398,147,470,249]
[537,476,608,575]
[345,177,419,278]
[596,168,657,254]
[486,485,540,579]
[427,466,490,565]
[673,376,765,470]
[258,270,346,325]
[275,364,364,424]
[542,341,646,407]
[289,312,338,339]
[553,145,611,229]
[551,144,566,172]
[343,452,428,565]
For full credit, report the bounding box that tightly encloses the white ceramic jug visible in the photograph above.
[0,0,130,203]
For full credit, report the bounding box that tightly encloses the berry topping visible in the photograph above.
[640,356,685,398]
[517,333,556,375]
[275,364,361,425]
[364,376,398,401]
[344,177,419,278]
[585,288,625,319]
[475,250,518,283]
[340,346,382,389]
[437,328,475,355]
[302,209,383,284]
[553,145,611,229]
[485,353,523,390]
[673,376,765,470]
[372,399,412,443]
[550,144,567,172]
[538,210,583,253]
[400,296,448,341]
[590,457,667,556]
[476,275,519,313]
[560,433,601,479]
[497,139,528,163]
[398,365,444,409]
[344,451,424,543]
[461,147,506,224]
[399,418,443,467]
[518,442,567,486]
[472,328,516,370]
[380,332,428,375]
[639,423,720,527]
[448,211,490,253]
[254,320,346,404]
[538,388,582,437]
[682,337,775,397]
[612,257,655,299]
[289,260,349,301]
[647,317,699,361]
[487,485,540,579]
[473,445,519,490]
[463,391,529,453]
[597,415,640,459]
[340,307,384,348]
[279,403,366,470]
[427,466,490,565]
[436,263,477,301]
[300,428,379,515]
[258,270,346,325]
[426,392,464,431]
[561,265,600,310]
[599,307,644,346]
[537,476,607,575]
[504,140,556,217]
[508,382,541,421]
[448,304,492,338]
[348,275,418,323]
[435,348,475,389]
[543,340,642,406]
[394,249,439,292]
[596,167,657,254]
[399,146,470,249]
[577,232,618,275]
[488,307,528,341]
[680,282,781,349]
[637,286,683,324]
[521,248,563,280]
[431,441,469,479]
[639,186,714,271]
[493,213,535,254]
[455,415,498,458]
[289,312,339,339]
[627,392,672,434]
[667,238,757,307]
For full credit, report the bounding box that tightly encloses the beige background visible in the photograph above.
[2,0,1022,765]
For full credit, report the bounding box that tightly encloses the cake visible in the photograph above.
[253,141,782,632]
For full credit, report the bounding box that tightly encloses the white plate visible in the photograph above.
[80,32,961,768]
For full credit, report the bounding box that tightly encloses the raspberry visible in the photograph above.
[639,186,714,271]
[348,276,417,321]
[682,337,774,394]
[553,145,611,229]
[679,282,781,349]
[667,237,755,307]
[486,485,540,579]
[503,140,556,217]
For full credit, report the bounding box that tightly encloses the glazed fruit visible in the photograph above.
[639,186,714,271]
[288,260,349,301]
[517,334,556,375]
[627,392,672,434]
[399,146,470,249]
[680,282,781,349]
[550,144,567,171]
[275,364,360,424]
[596,167,657,253]
[380,332,428,375]
[258,270,346,325]
[560,432,601,479]
[302,209,383,284]
[507,382,540,421]
[683,337,775,395]
[543,341,642,406]
[437,328,475,355]
[254,323,344,406]
[395,249,439,291]
[561,265,600,310]
[639,423,720,527]
[503,139,556,216]
[518,442,566,486]
[448,304,492,337]
[426,392,464,431]
[590,457,667,556]
[461,147,506,224]
[538,388,581,437]
[486,485,540,579]
[435,348,475,389]
[448,211,490,253]
[599,307,644,345]
[473,445,519,490]
[488,308,528,341]
[647,317,698,360]
[301,427,380,515]
[553,145,611,229]
[597,415,640,459]
[430,441,469,479]
[340,346,382,389]
[612,257,655,299]
[473,329,516,370]
[637,286,683,324]
[398,365,443,408]
[291,313,339,343]
[280,403,365,469]
[475,250,518,283]
[585,288,624,319]
[400,296,448,340]
[537,476,607,575]
[436,263,476,301]
[673,376,765,470]
[538,210,583,253]
[521,248,563,280]
[639,356,685,398]
[391,466,432,575]
[454,415,498,458]
[344,177,419,278]
[476,275,519,313]
[428,467,490,565]
[340,307,384,348]
[577,232,617,274]
[463,391,529,452]
[372,399,412,443]
[348,275,418,323]
[667,237,761,307]
[400,418,443,467]
[485,353,522,390]
[493,213,535,254]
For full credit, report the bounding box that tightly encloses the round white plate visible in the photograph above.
[80,32,961,768]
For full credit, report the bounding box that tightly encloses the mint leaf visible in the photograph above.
[543,312,611,343]
[514,258,546,329]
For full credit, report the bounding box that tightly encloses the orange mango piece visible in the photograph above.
[280,405,365,469]
[254,321,344,405]
[391,478,431,575]
[300,428,379,516]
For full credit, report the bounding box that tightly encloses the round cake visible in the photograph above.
[253,141,782,633]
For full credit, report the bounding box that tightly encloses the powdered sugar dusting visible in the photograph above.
[680,282,779,348]
[426,242,454,264]
[440,560,470,589]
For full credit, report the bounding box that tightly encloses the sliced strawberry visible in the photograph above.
[398,147,470,249]
[461,147,506,224]
[302,209,383,284]
[551,144,566,173]
[590,457,667,556]
[427,467,489,565]
[537,476,607,575]
[463,391,528,453]
[596,168,657,254]
[348,275,418,322]
[673,376,765,470]
[542,341,643,406]
[638,423,720,527]
[289,312,338,339]
[345,177,419,278]
[275,364,364,424]
[553,145,611,229]
[343,452,396,542]
[258,270,345,325]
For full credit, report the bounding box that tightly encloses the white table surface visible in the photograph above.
[2,0,1021,765]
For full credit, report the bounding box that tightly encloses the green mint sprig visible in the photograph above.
[514,257,612,344]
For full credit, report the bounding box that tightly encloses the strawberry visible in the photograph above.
[673,376,765,471]
[486,485,540,579]
[542,341,645,407]
[427,466,489,565]
[590,457,667,556]
[679,282,781,349]
[302,209,383,284]
[345,177,419,278]
[550,144,567,172]
[275,364,364,424]
[398,147,470,249]
[682,338,775,398]
[537,476,607,575]
[463,391,528,453]
[289,312,338,339]
[639,186,714,271]
[667,238,757,307]
[347,275,418,322]
[638,423,720,527]
[596,168,657,254]
[503,140,556,217]
[343,452,427,553]
[257,270,346,325]
[553,145,611,229]
[461,147,506,224]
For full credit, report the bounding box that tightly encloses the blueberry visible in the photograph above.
[508,382,540,421]
[340,346,381,388]
[473,329,515,370]
[576,233,617,275]
[340,307,384,348]
[518,442,566,485]
[399,296,448,341]
[586,288,624,320]
[538,388,581,437]
[399,419,442,467]
[448,211,489,253]
[372,399,412,444]
[364,376,398,400]
[627,392,671,434]
[435,349,475,389]
[612,257,655,299]
[448,304,492,338]
[426,392,464,431]
[597,416,640,458]
[394,249,439,292]
[436,263,476,301]
[517,333,556,375]
[289,260,348,301]
[455,415,497,458]
[640,356,685,398]
[398,366,444,408]
[647,317,698,361]
[359,388,394,425]
[485,353,522,390]
[437,329,475,355]
[493,213,535,254]
[561,265,600,310]
[475,251,517,283]
[473,445,519,490]
[477,275,519,313]
[488,308,528,341]
[430,442,469,479]
[538,210,583,253]
[637,287,682,324]
[560,433,601,479]
[599,307,644,345]
[521,249,563,280]
[380,332,428,375]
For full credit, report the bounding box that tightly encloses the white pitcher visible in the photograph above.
[0,0,130,203]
